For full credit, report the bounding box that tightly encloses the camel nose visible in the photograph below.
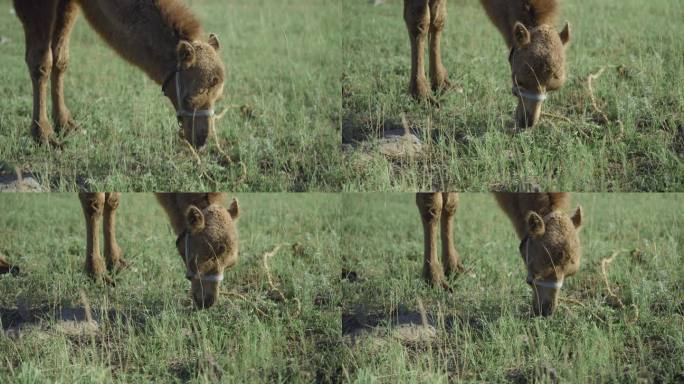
[515,101,542,128]
[533,301,555,317]
[194,293,216,309]
[181,119,210,148]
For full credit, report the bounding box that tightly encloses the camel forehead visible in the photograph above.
[542,212,579,250]
[202,206,236,241]
[515,26,565,80]
[193,43,224,78]
[528,26,564,61]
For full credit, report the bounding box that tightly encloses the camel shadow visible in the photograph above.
[342,302,501,346]
[0,303,154,338]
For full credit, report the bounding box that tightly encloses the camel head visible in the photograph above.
[519,205,582,316]
[164,34,225,148]
[509,22,570,128]
[176,198,239,309]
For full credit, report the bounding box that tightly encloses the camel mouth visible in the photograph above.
[179,120,211,148]
[192,293,217,309]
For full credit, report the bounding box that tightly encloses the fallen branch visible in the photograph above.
[600,251,639,324]
[262,244,302,316]
[585,67,625,136]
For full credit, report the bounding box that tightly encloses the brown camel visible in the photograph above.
[13,0,225,147]
[79,193,239,308]
[416,192,582,316]
[404,0,570,127]
[0,255,20,276]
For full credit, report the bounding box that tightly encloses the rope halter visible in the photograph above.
[162,66,215,118]
[521,234,563,290]
[177,230,224,283]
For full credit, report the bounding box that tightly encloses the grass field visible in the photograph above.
[341,193,683,382]
[0,0,342,192]
[342,0,684,191]
[0,193,341,382]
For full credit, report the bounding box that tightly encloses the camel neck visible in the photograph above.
[480,0,559,47]
[155,193,214,236]
[77,1,201,84]
[494,193,568,239]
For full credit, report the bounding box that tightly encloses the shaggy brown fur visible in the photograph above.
[404,0,570,127]
[79,192,239,309]
[0,255,19,276]
[13,0,225,147]
[417,192,582,316]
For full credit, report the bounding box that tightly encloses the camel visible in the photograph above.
[416,192,582,316]
[13,0,225,148]
[77,192,239,308]
[0,255,20,276]
[404,0,570,127]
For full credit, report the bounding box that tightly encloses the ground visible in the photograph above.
[340,193,684,382]
[342,0,684,191]
[0,0,342,192]
[0,193,341,382]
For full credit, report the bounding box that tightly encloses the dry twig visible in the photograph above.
[262,244,302,316]
[600,251,639,324]
[585,67,625,136]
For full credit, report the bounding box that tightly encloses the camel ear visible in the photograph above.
[177,40,196,69]
[208,33,220,51]
[526,211,545,238]
[513,22,531,48]
[571,205,583,230]
[186,206,205,233]
[559,22,571,45]
[228,198,240,221]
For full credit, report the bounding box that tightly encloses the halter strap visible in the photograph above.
[529,278,564,289]
[161,66,215,118]
[176,230,224,283]
[512,85,548,102]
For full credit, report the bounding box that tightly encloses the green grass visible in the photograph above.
[0,193,341,382]
[342,0,684,191]
[0,0,342,192]
[340,193,684,382]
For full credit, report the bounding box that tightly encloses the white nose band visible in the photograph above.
[528,278,564,289]
[512,85,547,102]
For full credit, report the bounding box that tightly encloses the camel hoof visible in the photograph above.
[102,275,116,287]
[440,280,453,293]
[432,78,463,95]
[107,257,130,274]
[55,117,80,136]
[444,263,466,277]
[30,121,56,146]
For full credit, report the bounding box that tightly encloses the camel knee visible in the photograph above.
[105,193,121,211]
[429,1,447,32]
[52,52,69,75]
[80,193,105,218]
[441,192,459,216]
[417,193,443,224]
[26,46,53,81]
[404,1,430,38]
